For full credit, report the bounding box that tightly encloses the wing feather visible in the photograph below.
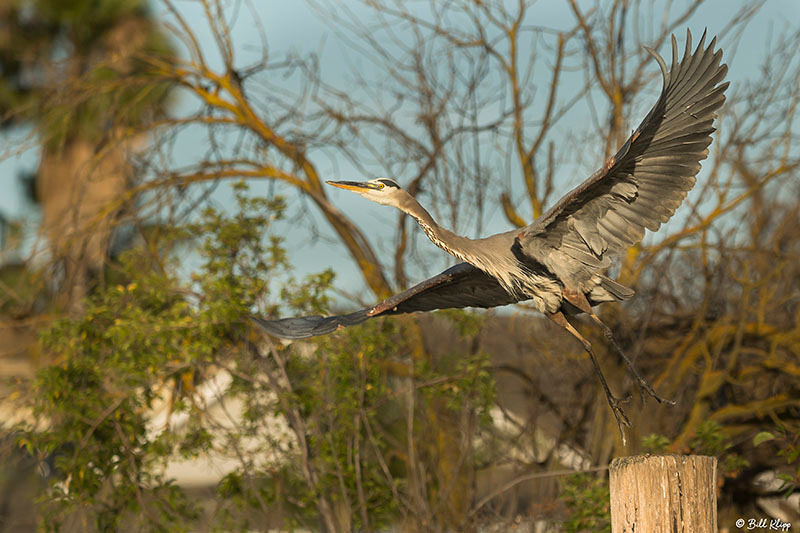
[251,263,524,339]
[517,29,728,291]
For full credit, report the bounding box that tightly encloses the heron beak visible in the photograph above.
[326,180,377,192]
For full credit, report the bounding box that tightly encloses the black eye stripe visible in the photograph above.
[377,179,400,189]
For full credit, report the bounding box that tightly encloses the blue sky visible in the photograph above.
[1,0,798,300]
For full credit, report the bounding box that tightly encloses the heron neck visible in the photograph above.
[399,195,478,263]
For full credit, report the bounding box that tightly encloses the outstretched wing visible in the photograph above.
[518,30,728,290]
[251,262,525,339]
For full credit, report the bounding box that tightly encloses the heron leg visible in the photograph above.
[546,310,631,445]
[563,289,675,406]
[588,313,675,405]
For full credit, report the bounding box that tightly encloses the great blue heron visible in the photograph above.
[252,30,728,443]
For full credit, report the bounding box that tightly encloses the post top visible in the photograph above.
[610,454,717,473]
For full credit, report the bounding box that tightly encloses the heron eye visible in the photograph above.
[378,183,385,189]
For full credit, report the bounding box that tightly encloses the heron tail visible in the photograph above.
[588,276,635,305]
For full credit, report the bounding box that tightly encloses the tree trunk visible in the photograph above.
[36,140,127,312]
[609,454,717,533]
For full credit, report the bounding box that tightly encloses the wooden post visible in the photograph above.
[609,454,717,533]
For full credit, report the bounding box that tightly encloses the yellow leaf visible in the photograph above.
[182,370,195,392]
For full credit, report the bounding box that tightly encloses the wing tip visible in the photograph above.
[648,27,722,91]
[250,315,322,340]
[644,45,669,86]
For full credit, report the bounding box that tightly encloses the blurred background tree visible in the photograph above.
[0,1,174,528]
[1,0,799,531]
[0,0,172,311]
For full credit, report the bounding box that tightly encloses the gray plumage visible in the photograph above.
[255,30,727,338]
[252,30,728,443]
[519,30,728,307]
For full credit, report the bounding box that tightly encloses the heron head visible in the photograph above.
[326,178,404,207]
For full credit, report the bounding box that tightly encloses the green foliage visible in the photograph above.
[18,181,496,530]
[690,420,733,456]
[753,431,775,447]
[417,350,495,428]
[641,433,671,453]
[20,183,292,530]
[643,421,750,480]
[33,0,150,50]
[414,310,495,425]
[438,308,485,338]
[689,421,749,477]
[753,422,800,496]
[561,472,611,533]
[212,315,406,531]
[0,263,46,317]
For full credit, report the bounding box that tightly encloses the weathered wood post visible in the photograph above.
[609,454,717,533]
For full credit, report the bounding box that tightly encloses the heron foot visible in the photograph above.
[631,373,675,406]
[604,391,632,445]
